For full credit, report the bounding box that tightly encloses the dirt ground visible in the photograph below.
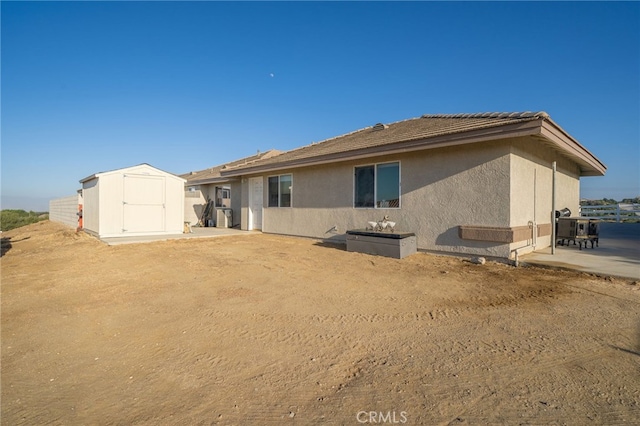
[2,221,639,425]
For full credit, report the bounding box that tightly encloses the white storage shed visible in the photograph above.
[80,164,186,238]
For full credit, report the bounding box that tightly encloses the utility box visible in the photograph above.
[216,208,233,228]
[557,217,589,239]
[346,230,417,259]
[587,219,600,238]
[556,217,600,249]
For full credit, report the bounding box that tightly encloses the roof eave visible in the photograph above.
[185,177,239,186]
[79,174,98,184]
[539,119,606,176]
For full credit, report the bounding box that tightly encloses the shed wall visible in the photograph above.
[164,176,185,233]
[98,172,125,236]
[82,179,100,235]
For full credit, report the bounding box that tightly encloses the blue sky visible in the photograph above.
[2,1,638,211]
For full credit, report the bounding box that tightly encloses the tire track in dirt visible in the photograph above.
[4,222,640,425]
[435,339,639,424]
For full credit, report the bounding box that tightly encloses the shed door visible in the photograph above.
[248,177,263,231]
[123,174,166,233]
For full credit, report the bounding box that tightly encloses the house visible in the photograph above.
[80,164,185,238]
[217,112,606,259]
[180,150,281,227]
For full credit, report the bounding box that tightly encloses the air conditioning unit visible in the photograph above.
[216,208,233,228]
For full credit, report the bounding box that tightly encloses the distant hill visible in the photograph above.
[581,197,640,206]
[1,210,49,232]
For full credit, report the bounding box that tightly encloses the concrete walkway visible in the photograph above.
[100,226,253,246]
[523,222,640,280]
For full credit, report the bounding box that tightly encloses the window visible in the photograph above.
[354,162,400,208]
[268,174,292,207]
[215,187,231,207]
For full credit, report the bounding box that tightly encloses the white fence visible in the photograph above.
[49,195,81,229]
[580,203,640,222]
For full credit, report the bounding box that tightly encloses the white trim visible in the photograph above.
[248,177,263,231]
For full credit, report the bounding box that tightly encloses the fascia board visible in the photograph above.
[79,174,98,184]
[540,120,607,176]
[185,177,239,186]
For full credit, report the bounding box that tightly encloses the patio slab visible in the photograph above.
[523,222,640,280]
[99,226,253,246]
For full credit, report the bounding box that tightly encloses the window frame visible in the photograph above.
[353,161,401,209]
[267,174,293,208]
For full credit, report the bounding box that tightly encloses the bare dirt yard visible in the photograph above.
[2,221,639,425]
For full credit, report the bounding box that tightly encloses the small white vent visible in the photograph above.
[372,123,388,131]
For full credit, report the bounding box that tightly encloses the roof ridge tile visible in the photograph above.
[421,111,548,119]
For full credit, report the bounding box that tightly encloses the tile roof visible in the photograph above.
[180,149,282,184]
[220,112,549,175]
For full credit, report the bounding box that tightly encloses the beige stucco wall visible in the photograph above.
[508,139,581,256]
[232,136,588,259]
[229,181,242,228]
[184,186,206,226]
[244,140,516,257]
[184,184,237,227]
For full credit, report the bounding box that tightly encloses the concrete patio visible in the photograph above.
[99,226,253,246]
[523,222,640,280]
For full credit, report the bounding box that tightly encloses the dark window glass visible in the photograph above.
[268,177,279,207]
[376,163,400,208]
[280,175,292,207]
[354,165,375,208]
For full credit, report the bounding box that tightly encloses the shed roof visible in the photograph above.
[80,163,186,184]
[220,112,606,177]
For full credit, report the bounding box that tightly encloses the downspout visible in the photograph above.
[533,168,537,249]
[551,161,557,255]
[512,220,536,267]
[511,169,537,266]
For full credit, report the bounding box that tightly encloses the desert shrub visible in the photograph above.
[0,210,48,231]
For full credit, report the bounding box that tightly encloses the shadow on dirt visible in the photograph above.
[609,321,640,357]
[1,236,31,257]
[610,345,640,357]
[313,241,347,251]
[1,237,11,257]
